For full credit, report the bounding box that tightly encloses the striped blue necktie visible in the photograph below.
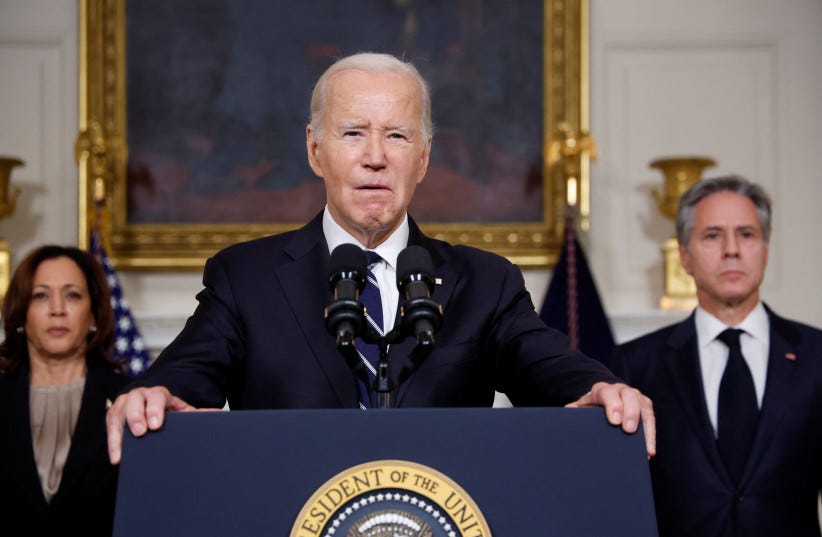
[356,250,384,408]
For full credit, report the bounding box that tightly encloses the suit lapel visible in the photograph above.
[740,308,800,482]
[277,215,359,407]
[663,316,729,478]
[0,362,49,512]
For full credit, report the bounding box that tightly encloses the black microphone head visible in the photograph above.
[329,243,367,291]
[397,245,435,293]
[397,245,433,281]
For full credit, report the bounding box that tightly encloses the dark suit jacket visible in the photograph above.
[133,213,619,409]
[0,358,128,536]
[613,307,822,537]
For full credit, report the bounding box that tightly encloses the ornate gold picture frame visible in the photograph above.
[77,0,590,270]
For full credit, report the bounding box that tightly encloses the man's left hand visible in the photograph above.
[566,382,656,458]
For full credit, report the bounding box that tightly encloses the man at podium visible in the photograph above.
[105,52,655,464]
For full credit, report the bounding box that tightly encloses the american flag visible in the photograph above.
[90,230,151,377]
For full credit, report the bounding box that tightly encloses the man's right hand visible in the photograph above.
[106,386,196,465]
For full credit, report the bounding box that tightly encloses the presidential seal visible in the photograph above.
[290,460,492,537]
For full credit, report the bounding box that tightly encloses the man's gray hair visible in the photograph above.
[309,52,433,146]
[676,174,772,247]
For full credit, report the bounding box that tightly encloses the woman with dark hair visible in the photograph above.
[0,245,128,536]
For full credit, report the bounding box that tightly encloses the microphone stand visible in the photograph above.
[374,336,393,408]
[328,244,443,409]
[332,283,442,408]
[365,327,403,409]
[359,296,444,408]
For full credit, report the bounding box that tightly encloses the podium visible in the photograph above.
[113,407,658,536]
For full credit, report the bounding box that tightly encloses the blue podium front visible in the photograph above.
[113,407,657,536]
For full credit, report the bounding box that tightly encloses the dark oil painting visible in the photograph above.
[125,0,543,224]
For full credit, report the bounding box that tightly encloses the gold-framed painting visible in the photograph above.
[77,0,590,270]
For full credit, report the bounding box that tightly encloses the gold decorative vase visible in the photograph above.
[650,156,715,311]
[0,157,23,220]
[0,156,24,303]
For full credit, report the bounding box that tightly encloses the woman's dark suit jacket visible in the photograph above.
[0,358,128,536]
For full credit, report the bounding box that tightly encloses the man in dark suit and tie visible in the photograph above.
[614,175,822,537]
[105,52,655,464]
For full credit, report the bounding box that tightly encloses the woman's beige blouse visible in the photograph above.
[29,378,85,503]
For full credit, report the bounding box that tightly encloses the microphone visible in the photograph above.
[396,246,443,348]
[325,244,367,347]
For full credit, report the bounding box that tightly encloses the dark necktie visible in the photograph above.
[716,328,759,484]
[355,251,384,408]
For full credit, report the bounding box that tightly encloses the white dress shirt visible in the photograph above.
[695,302,770,437]
[322,207,408,332]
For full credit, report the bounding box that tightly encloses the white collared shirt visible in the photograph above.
[323,207,408,332]
[695,302,770,437]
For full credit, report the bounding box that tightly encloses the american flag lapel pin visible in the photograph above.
[784,352,797,361]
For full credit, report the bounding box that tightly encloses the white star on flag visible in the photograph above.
[90,230,151,377]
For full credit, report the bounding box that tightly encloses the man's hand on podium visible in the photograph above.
[566,382,656,459]
[106,386,197,465]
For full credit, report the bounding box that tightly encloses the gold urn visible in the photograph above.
[0,156,24,303]
[0,157,23,220]
[650,156,716,311]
